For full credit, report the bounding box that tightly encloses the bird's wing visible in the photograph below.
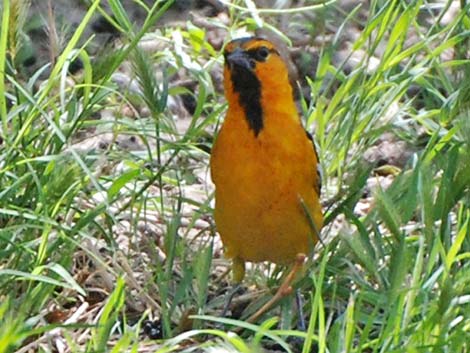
[305,130,322,196]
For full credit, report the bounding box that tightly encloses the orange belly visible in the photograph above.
[211,111,322,265]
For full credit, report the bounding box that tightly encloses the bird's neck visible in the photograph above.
[262,84,297,115]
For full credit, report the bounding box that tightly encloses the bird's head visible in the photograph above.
[223,37,290,97]
[222,37,293,135]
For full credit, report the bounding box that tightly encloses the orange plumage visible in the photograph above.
[210,37,323,282]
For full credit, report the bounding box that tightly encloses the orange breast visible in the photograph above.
[210,103,322,264]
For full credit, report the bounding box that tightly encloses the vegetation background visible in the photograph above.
[0,0,469,352]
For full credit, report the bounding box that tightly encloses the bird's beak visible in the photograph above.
[225,49,254,70]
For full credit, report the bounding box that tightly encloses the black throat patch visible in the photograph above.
[230,65,263,136]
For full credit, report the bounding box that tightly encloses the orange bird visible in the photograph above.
[211,37,323,287]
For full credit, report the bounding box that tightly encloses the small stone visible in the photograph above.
[142,319,163,339]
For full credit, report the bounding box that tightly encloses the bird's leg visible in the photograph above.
[246,253,306,324]
[221,257,245,317]
[221,283,242,317]
[232,256,246,284]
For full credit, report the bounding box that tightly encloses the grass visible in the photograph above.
[1,0,470,352]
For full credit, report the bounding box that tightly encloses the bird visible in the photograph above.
[210,37,323,319]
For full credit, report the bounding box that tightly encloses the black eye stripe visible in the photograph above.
[245,47,279,61]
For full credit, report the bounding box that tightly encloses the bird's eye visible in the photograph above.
[256,46,270,61]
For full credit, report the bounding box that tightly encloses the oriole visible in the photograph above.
[211,37,323,284]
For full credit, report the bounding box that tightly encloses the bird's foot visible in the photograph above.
[245,253,306,324]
